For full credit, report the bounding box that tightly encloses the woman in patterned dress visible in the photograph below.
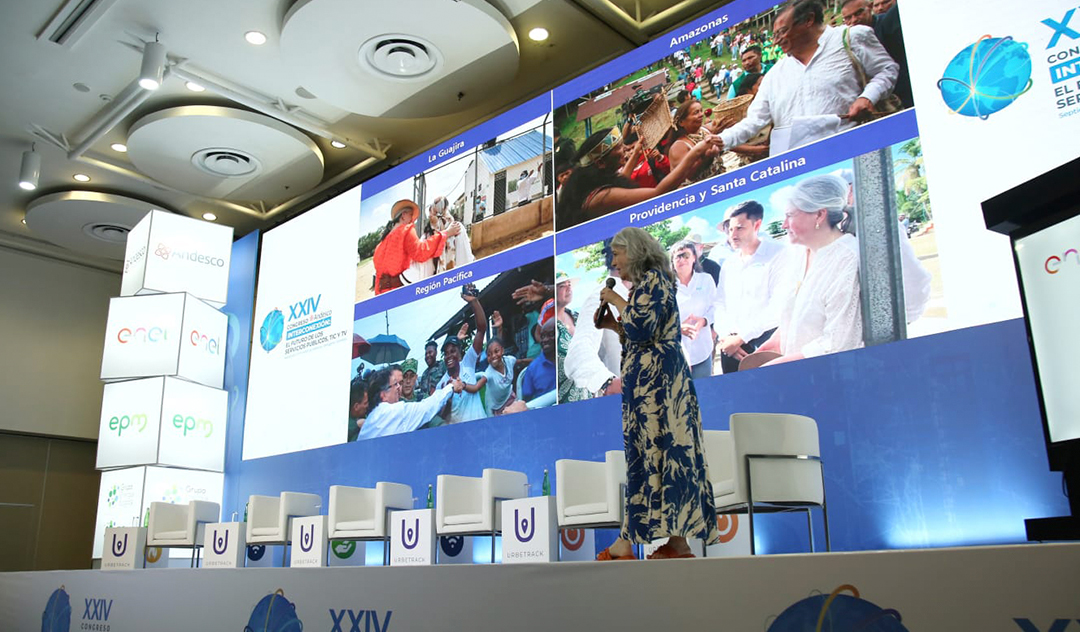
[595,227,720,560]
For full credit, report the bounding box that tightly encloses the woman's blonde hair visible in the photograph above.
[611,227,674,284]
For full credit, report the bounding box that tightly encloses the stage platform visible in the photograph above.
[5,543,1079,631]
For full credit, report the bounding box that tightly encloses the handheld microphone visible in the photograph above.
[594,278,617,328]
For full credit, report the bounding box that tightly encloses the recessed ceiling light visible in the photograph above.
[73,173,91,182]
[330,140,347,149]
[528,27,549,42]
[22,218,26,224]
[245,31,267,45]
[185,81,206,92]
[202,212,217,221]
[111,143,128,152]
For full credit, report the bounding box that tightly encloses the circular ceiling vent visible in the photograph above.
[360,35,441,79]
[82,223,130,244]
[192,148,261,178]
[280,0,519,117]
[25,191,171,260]
[127,106,324,204]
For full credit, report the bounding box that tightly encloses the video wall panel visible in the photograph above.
[245,0,1080,459]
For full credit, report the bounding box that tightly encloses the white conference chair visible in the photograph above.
[146,500,220,567]
[245,492,322,566]
[555,450,626,559]
[701,429,735,557]
[328,483,413,565]
[713,413,830,555]
[435,468,528,562]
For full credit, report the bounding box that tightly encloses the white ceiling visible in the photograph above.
[0,0,722,271]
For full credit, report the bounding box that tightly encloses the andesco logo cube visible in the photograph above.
[120,209,234,308]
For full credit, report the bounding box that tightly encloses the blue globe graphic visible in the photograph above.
[769,592,907,631]
[938,35,1032,119]
[41,587,71,632]
[259,309,284,352]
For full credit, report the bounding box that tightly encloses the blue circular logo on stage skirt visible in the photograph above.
[246,590,301,632]
[938,35,1032,119]
[41,587,71,632]
[259,309,285,352]
[769,586,907,631]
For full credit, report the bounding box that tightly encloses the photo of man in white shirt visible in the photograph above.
[718,0,899,154]
[714,200,791,374]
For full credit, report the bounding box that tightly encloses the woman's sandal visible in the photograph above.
[596,546,636,561]
[646,543,696,560]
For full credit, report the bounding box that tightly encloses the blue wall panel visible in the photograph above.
[224,317,1067,553]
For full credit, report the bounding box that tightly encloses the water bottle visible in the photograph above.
[541,469,550,497]
[426,484,434,509]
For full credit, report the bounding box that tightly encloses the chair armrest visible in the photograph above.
[189,501,220,524]
[376,482,414,511]
[280,492,322,519]
[703,430,734,487]
[555,459,606,518]
[436,475,482,528]
[603,451,627,514]
[483,469,528,501]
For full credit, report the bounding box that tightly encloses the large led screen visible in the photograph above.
[243,0,1080,460]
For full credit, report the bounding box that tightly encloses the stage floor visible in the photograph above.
[6,543,1079,631]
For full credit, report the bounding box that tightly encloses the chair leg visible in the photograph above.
[805,508,815,553]
[281,543,288,567]
[491,531,496,564]
[746,456,756,555]
[383,537,390,566]
[822,502,831,553]
[191,547,196,568]
[820,466,831,552]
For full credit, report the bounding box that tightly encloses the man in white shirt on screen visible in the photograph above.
[717,0,898,155]
[714,201,791,374]
[564,240,630,398]
[357,367,462,441]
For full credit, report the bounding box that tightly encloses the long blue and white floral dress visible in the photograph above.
[620,268,720,545]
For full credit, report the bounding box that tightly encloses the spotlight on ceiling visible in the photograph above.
[330,140,347,149]
[73,173,91,182]
[139,40,167,90]
[202,212,217,221]
[185,81,205,92]
[18,148,40,191]
[245,31,267,45]
[528,27,549,42]
[111,143,128,152]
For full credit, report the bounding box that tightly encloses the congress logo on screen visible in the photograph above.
[259,309,285,352]
[938,35,1032,119]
